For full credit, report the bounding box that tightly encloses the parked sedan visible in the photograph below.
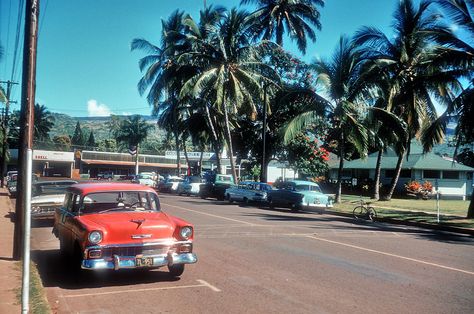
[133,173,156,187]
[225,181,273,204]
[177,176,205,196]
[266,180,333,212]
[31,180,78,219]
[158,176,183,193]
[52,183,197,276]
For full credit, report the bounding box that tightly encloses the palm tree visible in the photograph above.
[283,36,368,203]
[421,0,474,217]
[354,0,464,200]
[33,104,55,143]
[242,0,324,54]
[113,115,154,175]
[179,8,280,183]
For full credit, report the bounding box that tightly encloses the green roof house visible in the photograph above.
[328,143,474,200]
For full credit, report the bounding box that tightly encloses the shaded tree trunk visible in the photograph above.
[174,129,181,176]
[335,131,345,203]
[223,106,238,183]
[383,150,405,201]
[183,138,190,176]
[467,190,474,219]
[372,149,383,200]
[135,145,139,175]
[199,150,204,175]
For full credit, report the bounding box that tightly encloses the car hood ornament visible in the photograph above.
[130,219,146,228]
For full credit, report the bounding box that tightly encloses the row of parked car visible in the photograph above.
[158,173,334,212]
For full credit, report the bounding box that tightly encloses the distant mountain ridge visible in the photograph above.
[49,113,163,142]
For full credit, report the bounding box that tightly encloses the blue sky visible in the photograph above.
[1,0,399,117]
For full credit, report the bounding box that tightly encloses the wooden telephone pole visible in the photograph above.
[12,0,39,313]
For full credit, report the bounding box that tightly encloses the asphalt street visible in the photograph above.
[30,193,474,314]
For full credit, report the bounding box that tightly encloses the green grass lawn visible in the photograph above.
[332,195,474,229]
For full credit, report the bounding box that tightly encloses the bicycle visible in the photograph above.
[352,198,377,221]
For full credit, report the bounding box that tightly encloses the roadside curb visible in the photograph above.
[325,209,474,236]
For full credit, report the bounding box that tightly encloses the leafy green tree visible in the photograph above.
[53,135,72,151]
[286,133,329,178]
[242,0,324,54]
[97,139,117,152]
[86,131,96,150]
[71,121,85,148]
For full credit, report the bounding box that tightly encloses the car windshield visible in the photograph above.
[295,184,322,193]
[217,175,232,182]
[138,174,152,179]
[32,181,76,197]
[81,191,160,214]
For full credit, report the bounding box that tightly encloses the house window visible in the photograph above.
[385,169,411,178]
[443,171,459,180]
[423,170,440,179]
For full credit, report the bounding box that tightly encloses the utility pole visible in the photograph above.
[12,1,39,314]
[0,80,19,188]
[260,83,268,183]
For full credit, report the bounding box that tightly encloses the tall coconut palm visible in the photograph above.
[354,0,463,200]
[421,0,474,217]
[179,9,280,183]
[132,10,189,174]
[113,115,154,175]
[33,104,55,142]
[283,36,368,203]
[242,0,324,54]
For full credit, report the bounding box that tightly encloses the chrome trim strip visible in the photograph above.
[81,253,197,270]
[86,239,192,250]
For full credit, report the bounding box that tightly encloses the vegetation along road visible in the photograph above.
[30,193,474,313]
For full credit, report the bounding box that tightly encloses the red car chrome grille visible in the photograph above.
[101,245,170,258]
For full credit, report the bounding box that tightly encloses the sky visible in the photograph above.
[1,0,404,117]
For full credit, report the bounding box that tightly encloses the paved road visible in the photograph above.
[31,194,474,314]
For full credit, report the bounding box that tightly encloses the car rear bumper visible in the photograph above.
[82,252,198,270]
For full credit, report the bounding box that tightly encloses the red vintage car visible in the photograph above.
[53,182,197,277]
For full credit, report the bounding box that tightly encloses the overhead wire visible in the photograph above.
[1,0,13,77]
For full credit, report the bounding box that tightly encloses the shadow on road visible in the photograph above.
[241,211,474,244]
[31,249,181,290]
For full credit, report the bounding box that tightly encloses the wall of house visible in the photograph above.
[267,166,296,184]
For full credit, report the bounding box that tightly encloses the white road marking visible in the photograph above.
[63,279,220,298]
[306,235,474,276]
[197,279,221,292]
[162,203,259,226]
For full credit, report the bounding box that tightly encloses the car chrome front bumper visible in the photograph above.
[82,252,198,270]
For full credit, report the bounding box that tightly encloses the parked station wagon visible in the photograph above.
[53,183,197,276]
[225,181,273,204]
[267,180,333,212]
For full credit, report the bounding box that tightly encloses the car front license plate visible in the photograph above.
[136,256,153,267]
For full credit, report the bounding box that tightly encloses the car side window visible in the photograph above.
[72,194,81,213]
[149,193,161,211]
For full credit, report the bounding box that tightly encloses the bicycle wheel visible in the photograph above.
[353,206,367,219]
[367,207,377,221]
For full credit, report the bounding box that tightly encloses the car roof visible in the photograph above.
[68,182,156,195]
[288,180,320,186]
[34,180,78,185]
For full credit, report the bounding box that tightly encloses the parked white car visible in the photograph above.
[225,181,273,204]
[133,173,156,187]
[177,176,205,196]
[31,180,78,218]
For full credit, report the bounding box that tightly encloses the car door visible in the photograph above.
[57,193,80,253]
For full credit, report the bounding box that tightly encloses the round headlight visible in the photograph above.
[180,227,193,240]
[88,231,102,244]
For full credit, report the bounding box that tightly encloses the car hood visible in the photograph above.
[78,211,176,245]
[31,194,65,205]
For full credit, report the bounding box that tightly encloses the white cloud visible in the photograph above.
[87,99,112,117]
[121,112,133,116]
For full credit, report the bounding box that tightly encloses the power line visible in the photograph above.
[38,0,48,37]
[1,0,13,76]
[10,0,24,82]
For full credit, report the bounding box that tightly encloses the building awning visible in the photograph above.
[81,160,187,169]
